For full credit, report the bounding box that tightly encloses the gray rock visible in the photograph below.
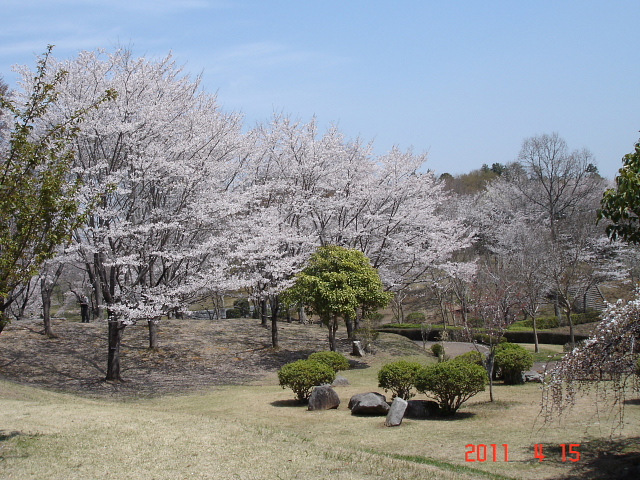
[352,340,365,357]
[385,397,408,426]
[348,392,386,409]
[332,375,350,387]
[348,392,390,415]
[308,385,340,411]
[524,371,544,383]
[404,400,440,419]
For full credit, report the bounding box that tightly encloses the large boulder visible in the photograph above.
[348,392,390,415]
[404,400,440,419]
[385,397,408,427]
[308,385,340,411]
[332,375,350,387]
[523,371,544,383]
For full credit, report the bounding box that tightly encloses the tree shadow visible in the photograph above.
[270,399,306,408]
[544,437,640,480]
[417,411,477,421]
[0,431,21,442]
[347,359,370,370]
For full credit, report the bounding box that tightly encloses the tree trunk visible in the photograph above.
[532,315,539,353]
[328,315,338,351]
[0,299,8,334]
[148,319,159,349]
[41,279,56,338]
[486,351,495,402]
[260,298,268,327]
[16,278,36,320]
[566,311,575,348]
[270,296,279,349]
[354,307,363,334]
[106,315,126,381]
[40,266,64,338]
[345,315,354,340]
[89,255,104,320]
[298,306,308,324]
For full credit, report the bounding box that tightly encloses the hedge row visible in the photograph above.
[377,327,589,346]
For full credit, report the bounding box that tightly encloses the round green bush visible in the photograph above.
[452,350,485,367]
[277,360,336,402]
[308,351,350,372]
[494,343,533,384]
[377,360,423,400]
[431,343,444,357]
[415,361,487,416]
[224,308,241,319]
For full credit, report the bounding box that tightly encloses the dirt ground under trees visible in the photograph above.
[0,317,350,398]
[0,315,573,399]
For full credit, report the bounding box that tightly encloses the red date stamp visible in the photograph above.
[465,444,509,462]
[465,443,581,463]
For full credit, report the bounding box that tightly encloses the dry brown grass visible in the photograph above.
[1,317,639,479]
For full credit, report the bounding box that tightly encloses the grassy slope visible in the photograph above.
[1,335,639,480]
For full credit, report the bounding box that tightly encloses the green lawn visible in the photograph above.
[1,337,638,480]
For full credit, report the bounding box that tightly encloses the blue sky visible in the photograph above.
[2,0,639,179]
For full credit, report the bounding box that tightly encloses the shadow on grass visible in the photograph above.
[418,411,476,421]
[270,399,307,408]
[546,437,640,480]
[347,359,370,370]
[0,430,21,443]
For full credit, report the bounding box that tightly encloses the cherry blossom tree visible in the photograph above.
[543,292,640,426]
[474,140,619,347]
[0,47,114,334]
[467,256,525,401]
[242,116,472,339]
[20,48,245,380]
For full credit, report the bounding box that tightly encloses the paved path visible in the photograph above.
[415,340,489,357]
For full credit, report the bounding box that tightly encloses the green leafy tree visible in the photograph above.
[0,47,114,332]
[283,245,391,351]
[599,139,640,243]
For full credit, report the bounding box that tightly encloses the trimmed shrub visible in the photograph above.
[431,343,444,357]
[406,312,426,322]
[308,351,350,372]
[473,333,508,345]
[504,330,589,345]
[494,343,533,384]
[377,360,423,400]
[415,361,487,416]
[224,308,241,319]
[278,360,336,402]
[452,350,485,367]
[510,316,560,330]
[232,298,251,317]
